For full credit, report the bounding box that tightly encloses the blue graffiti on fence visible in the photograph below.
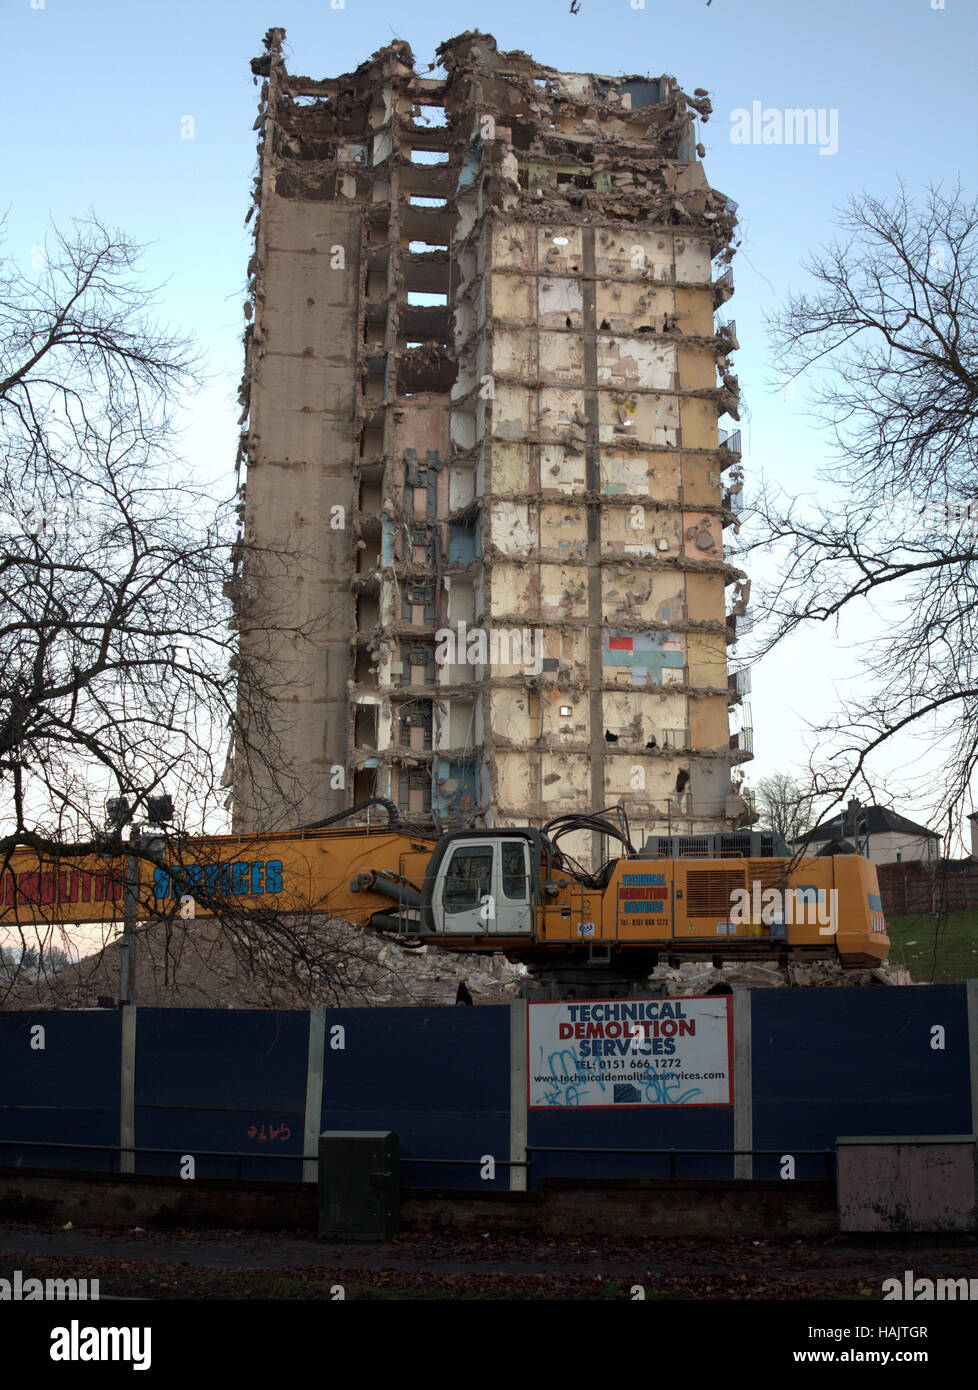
[635,1064,701,1107]
[535,1045,608,1107]
[532,1045,702,1107]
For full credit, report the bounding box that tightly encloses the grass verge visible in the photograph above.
[885,910,978,984]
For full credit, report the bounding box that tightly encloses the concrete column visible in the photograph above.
[509,1000,528,1191]
[303,1006,326,1182]
[119,1005,137,1175]
[581,227,605,866]
[732,989,752,1179]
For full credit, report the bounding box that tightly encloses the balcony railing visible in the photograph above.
[713,267,734,303]
[726,609,754,641]
[729,727,753,754]
[728,667,752,701]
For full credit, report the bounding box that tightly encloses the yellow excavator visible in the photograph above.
[0,799,889,996]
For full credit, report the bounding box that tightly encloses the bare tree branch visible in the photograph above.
[0,215,368,1004]
[741,183,978,828]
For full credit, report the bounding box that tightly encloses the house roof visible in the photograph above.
[792,805,940,845]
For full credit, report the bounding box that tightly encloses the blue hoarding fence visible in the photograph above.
[0,1138,835,1183]
[0,1138,309,1179]
[0,984,975,1189]
[525,1146,837,1181]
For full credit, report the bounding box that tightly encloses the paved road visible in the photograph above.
[1,1223,974,1281]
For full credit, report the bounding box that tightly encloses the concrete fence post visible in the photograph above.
[733,989,753,1180]
[968,979,978,1137]
[120,1005,137,1175]
[303,1006,326,1183]
[509,1001,528,1191]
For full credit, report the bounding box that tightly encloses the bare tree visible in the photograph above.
[743,182,978,828]
[755,773,815,845]
[0,215,327,1001]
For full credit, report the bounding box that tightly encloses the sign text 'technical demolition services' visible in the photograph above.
[528,996,733,1109]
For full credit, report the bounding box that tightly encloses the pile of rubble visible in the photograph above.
[2,910,909,1011]
[649,958,913,995]
[1,916,523,1012]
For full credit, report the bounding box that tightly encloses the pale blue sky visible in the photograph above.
[6,0,976,838]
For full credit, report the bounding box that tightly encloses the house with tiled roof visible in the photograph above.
[792,801,941,866]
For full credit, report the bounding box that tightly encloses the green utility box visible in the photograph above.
[318,1130,400,1241]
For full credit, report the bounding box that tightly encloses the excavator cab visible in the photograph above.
[424,830,539,937]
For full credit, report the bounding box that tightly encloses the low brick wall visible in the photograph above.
[406,1179,836,1237]
[0,1167,315,1231]
[0,1167,837,1238]
[878,859,978,916]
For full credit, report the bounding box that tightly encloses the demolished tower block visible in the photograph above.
[232,28,750,865]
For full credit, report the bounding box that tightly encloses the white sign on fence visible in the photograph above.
[527,995,732,1108]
